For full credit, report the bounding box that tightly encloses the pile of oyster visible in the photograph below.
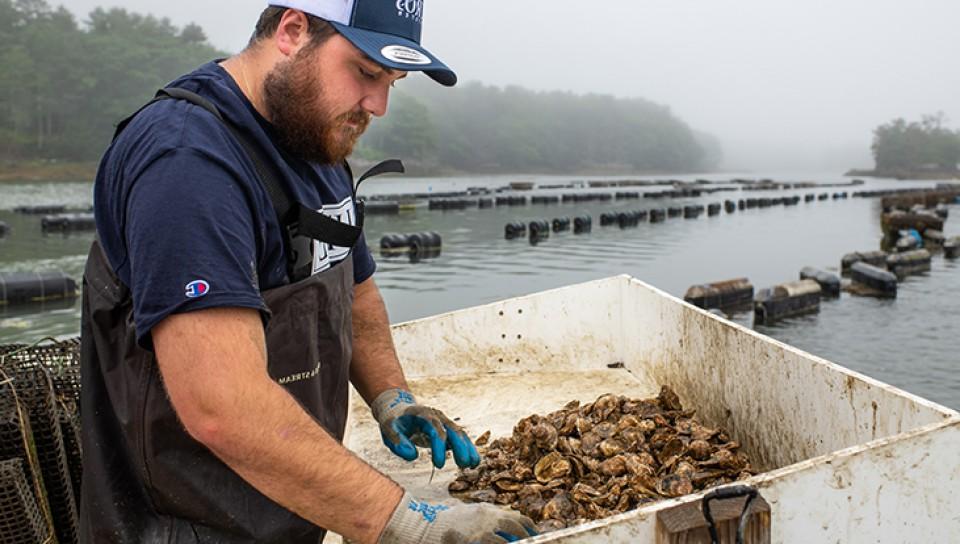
[448,386,754,532]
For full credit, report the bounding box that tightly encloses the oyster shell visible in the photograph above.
[657,474,694,497]
[532,423,559,450]
[658,386,683,411]
[593,421,617,439]
[542,492,574,521]
[534,452,571,483]
[448,387,755,534]
[688,439,713,460]
[598,438,626,458]
[599,455,628,477]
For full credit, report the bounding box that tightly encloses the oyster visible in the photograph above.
[542,492,574,521]
[532,423,559,450]
[593,394,621,420]
[495,492,516,505]
[461,489,497,503]
[615,415,643,433]
[517,495,546,519]
[593,421,617,439]
[493,478,524,493]
[579,431,602,456]
[688,439,713,460]
[598,438,626,458]
[657,474,694,497]
[448,480,471,493]
[534,452,571,483]
[618,427,646,451]
[599,455,628,477]
[449,387,755,534]
[574,416,593,436]
[570,482,602,503]
[658,386,683,411]
[658,437,685,461]
[536,519,567,533]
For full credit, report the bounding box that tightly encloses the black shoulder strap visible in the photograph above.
[114,87,403,253]
[156,88,298,228]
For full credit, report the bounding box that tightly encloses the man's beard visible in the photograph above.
[263,47,371,164]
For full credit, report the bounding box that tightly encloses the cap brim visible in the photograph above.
[329,22,457,87]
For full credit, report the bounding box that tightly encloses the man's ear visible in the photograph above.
[275,9,310,57]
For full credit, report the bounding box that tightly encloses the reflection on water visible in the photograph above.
[1,173,958,409]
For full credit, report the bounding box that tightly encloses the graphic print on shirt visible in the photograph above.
[312,196,356,275]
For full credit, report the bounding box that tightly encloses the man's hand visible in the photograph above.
[372,388,480,469]
[379,493,537,543]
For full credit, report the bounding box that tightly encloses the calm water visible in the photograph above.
[1,173,957,409]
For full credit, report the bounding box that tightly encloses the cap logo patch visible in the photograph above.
[185,280,210,299]
[396,0,423,23]
[381,45,431,65]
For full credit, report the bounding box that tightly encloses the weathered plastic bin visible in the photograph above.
[340,276,960,542]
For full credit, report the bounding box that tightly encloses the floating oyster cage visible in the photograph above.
[340,276,959,542]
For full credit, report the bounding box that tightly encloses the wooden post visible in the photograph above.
[656,493,770,544]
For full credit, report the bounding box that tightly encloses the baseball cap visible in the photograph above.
[268,1,456,86]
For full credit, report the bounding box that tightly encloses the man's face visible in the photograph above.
[263,34,406,165]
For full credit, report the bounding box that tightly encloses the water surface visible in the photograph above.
[1,173,957,409]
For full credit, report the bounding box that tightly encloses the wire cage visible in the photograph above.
[0,457,52,543]
[1,339,82,544]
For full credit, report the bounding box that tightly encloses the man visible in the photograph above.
[80,2,536,542]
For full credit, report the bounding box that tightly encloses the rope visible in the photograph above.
[0,337,61,360]
[0,365,59,541]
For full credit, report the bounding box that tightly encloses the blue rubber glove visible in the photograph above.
[371,389,481,469]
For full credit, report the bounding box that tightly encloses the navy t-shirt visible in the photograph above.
[94,61,376,349]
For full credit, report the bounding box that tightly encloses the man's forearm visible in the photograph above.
[206,377,402,542]
[351,277,409,404]
[155,308,403,544]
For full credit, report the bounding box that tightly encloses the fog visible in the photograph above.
[65,0,960,172]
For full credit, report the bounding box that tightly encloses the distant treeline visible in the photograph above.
[0,0,224,161]
[0,0,719,175]
[359,80,720,174]
[871,113,960,175]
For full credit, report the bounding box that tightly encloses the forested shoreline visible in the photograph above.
[848,113,960,180]
[0,0,719,178]
[356,80,720,175]
[0,0,225,163]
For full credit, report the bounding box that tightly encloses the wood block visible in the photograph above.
[656,494,770,544]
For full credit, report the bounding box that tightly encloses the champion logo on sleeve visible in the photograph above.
[185,280,210,298]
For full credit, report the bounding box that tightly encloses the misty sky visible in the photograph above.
[64,0,960,172]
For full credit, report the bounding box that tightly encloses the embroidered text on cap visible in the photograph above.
[396,0,423,23]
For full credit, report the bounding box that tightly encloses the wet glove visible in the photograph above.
[371,388,480,468]
[379,492,538,544]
